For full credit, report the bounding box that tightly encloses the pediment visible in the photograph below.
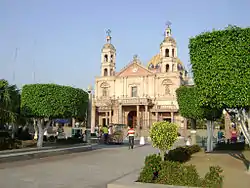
[116,62,153,77]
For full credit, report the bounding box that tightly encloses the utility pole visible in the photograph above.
[12,48,19,82]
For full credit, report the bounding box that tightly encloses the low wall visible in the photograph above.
[107,170,198,188]
[0,144,93,163]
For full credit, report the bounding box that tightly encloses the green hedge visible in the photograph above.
[138,145,223,187]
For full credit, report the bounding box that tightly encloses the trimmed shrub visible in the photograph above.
[138,154,162,183]
[156,161,201,187]
[186,144,201,155]
[166,147,191,163]
[201,166,224,188]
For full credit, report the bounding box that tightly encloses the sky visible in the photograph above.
[1,0,249,90]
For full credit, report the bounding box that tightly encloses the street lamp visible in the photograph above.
[86,85,93,144]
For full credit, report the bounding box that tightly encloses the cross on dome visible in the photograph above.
[165,21,172,37]
[106,29,112,43]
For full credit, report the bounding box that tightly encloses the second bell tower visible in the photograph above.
[101,29,116,77]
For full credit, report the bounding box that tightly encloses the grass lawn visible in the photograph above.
[187,150,250,188]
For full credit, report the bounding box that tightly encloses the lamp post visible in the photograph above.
[86,85,93,144]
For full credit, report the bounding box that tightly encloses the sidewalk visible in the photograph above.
[0,144,157,188]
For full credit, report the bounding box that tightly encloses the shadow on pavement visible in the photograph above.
[207,150,250,170]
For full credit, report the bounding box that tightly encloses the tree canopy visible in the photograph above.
[189,26,250,109]
[21,84,88,119]
[176,86,204,120]
[150,121,178,161]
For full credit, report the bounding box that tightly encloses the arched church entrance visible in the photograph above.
[127,111,137,128]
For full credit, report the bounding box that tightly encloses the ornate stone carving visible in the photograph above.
[100,82,110,88]
[162,79,172,85]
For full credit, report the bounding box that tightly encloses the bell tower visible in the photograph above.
[101,29,116,76]
[160,22,178,73]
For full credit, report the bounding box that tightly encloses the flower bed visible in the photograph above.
[138,145,224,188]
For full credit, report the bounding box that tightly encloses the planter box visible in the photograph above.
[107,170,198,188]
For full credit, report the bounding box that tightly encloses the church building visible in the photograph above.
[91,24,190,135]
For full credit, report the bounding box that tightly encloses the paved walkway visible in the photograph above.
[188,151,250,188]
[0,144,157,188]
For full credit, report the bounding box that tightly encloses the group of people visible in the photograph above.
[217,125,245,144]
[97,125,135,149]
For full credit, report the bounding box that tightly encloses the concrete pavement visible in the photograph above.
[0,144,158,188]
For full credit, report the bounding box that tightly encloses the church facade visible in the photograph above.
[91,25,190,135]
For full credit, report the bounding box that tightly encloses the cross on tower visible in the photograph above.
[106,29,111,37]
[165,21,172,28]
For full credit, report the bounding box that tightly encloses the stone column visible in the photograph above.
[119,104,122,124]
[109,110,112,124]
[105,112,108,126]
[91,106,96,133]
[137,105,140,128]
[137,105,141,137]
[156,112,159,122]
[171,112,174,123]
[145,105,148,127]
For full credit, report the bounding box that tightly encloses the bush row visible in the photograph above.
[215,142,249,151]
[166,144,201,163]
[138,145,223,187]
[0,138,22,150]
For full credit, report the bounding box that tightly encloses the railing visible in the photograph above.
[120,98,152,105]
[152,105,178,112]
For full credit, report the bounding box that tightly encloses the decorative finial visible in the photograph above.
[133,54,138,61]
[165,21,172,37]
[106,29,112,43]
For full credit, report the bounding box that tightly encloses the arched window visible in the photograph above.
[165,49,169,57]
[104,54,108,62]
[110,55,113,62]
[172,64,175,71]
[172,49,175,57]
[102,88,108,97]
[166,64,169,72]
[104,68,108,76]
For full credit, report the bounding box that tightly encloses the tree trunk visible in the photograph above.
[160,150,165,161]
[238,109,250,146]
[247,108,250,133]
[37,119,44,148]
[11,124,16,139]
[190,118,197,145]
[33,119,38,140]
[206,120,214,152]
[210,121,214,152]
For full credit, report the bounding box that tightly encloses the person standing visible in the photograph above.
[127,126,135,149]
[102,125,109,144]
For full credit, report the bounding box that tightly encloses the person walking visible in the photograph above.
[127,126,135,149]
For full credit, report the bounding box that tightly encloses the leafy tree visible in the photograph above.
[0,79,20,126]
[176,86,204,130]
[150,121,178,161]
[21,84,88,147]
[189,25,250,144]
[176,85,222,148]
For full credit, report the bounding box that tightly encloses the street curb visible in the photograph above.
[0,144,95,163]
